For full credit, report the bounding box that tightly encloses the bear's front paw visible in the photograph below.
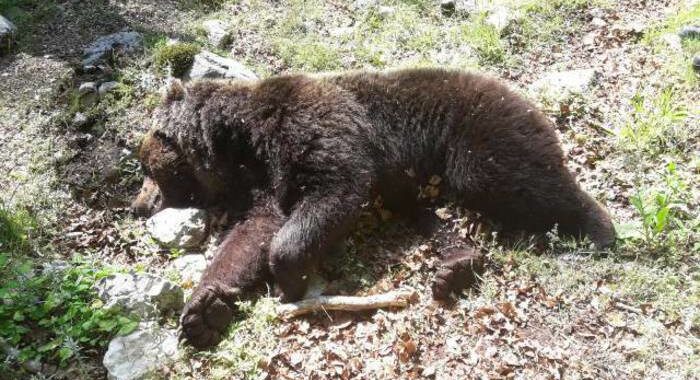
[431,248,485,301]
[180,283,242,349]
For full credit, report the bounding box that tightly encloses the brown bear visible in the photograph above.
[132,68,615,348]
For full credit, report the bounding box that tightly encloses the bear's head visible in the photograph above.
[131,79,266,217]
[131,128,204,217]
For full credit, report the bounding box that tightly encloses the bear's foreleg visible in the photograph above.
[270,190,368,302]
[181,199,286,349]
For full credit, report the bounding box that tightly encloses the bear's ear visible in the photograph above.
[162,78,187,103]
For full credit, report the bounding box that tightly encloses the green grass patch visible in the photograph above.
[618,87,689,155]
[153,41,201,78]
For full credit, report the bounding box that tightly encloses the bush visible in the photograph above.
[153,42,200,78]
[0,205,137,371]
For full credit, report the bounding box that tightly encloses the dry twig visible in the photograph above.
[276,290,418,319]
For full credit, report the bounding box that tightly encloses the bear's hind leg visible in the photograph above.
[431,247,485,300]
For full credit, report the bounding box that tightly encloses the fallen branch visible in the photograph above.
[276,290,418,319]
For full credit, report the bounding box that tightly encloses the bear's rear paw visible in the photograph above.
[180,283,242,349]
[431,248,485,301]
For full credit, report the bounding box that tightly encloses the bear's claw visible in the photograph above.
[431,248,485,300]
[180,283,242,349]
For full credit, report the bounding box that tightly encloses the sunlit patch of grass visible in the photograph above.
[618,87,689,155]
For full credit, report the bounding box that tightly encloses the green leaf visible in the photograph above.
[654,207,670,232]
[58,347,73,362]
[37,339,61,353]
[13,311,24,321]
[117,320,138,335]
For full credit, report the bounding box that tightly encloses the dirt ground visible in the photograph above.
[1,0,698,379]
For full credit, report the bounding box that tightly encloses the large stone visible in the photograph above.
[83,31,143,67]
[167,254,207,284]
[0,15,16,55]
[529,69,598,100]
[485,5,518,34]
[146,208,208,249]
[186,51,258,81]
[103,322,178,380]
[79,81,99,107]
[95,272,184,319]
[202,19,232,48]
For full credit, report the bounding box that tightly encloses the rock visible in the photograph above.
[485,5,518,34]
[79,81,98,94]
[146,208,208,249]
[591,17,607,28]
[79,82,99,107]
[530,69,598,100]
[661,33,683,52]
[186,51,258,80]
[693,55,700,72]
[167,254,207,284]
[377,6,396,18]
[0,15,16,54]
[202,19,232,48]
[95,272,184,319]
[678,25,700,39]
[71,112,90,129]
[103,322,178,380]
[98,81,119,96]
[83,31,143,67]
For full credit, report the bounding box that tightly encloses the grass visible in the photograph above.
[618,87,689,156]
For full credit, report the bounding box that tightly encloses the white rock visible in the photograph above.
[486,5,518,33]
[146,208,208,249]
[99,81,119,96]
[167,254,207,284]
[661,33,683,52]
[79,82,99,107]
[529,69,598,100]
[591,17,607,28]
[378,6,396,18]
[202,19,232,48]
[83,31,143,67]
[103,322,178,380]
[95,272,184,319]
[79,81,98,94]
[186,51,258,81]
[0,15,16,54]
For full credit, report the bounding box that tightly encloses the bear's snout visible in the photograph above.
[131,176,163,217]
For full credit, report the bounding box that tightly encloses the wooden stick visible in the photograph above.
[276,290,418,319]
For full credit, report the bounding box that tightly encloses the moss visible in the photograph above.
[153,42,201,78]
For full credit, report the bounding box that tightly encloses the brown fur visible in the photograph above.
[133,68,616,348]
[180,196,285,348]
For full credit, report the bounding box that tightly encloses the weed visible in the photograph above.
[153,42,201,78]
[618,88,689,155]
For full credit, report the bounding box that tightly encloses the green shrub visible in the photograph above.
[153,42,200,78]
[0,257,138,369]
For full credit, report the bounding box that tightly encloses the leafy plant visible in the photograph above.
[0,257,138,369]
[629,162,687,240]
